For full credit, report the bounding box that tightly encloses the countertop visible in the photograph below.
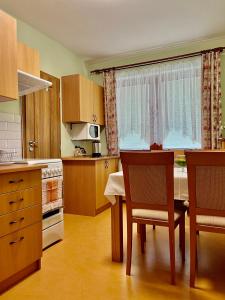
[62,156,119,161]
[0,163,47,174]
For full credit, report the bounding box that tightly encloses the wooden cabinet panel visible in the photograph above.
[62,74,104,125]
[62,74,80,123]
[0,10,18,101]
[0,222,42,281]
[17,42,40,77]
[0,185,41,216]
[0,170,41,194]
[93,84,104,126]
[0,205,41,238]
[63,161,96,216]
[95,160,107,210]
[79,75,94,123]
[0,167,42,293]
[63,158,118,216]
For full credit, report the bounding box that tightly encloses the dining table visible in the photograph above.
[104,167,188,262]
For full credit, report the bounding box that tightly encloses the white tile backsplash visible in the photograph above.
[0,140,7,149]
[7,122,21,132]
[0,122,7,131]
[14,114,21,123]
[0,112,22,160]
[0,112,14,123]
[7,139,21,149]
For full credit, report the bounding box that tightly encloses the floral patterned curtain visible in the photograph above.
[202,50,222,149]
[103,70,119,155]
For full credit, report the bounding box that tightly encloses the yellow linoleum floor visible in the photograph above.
[2,206,225,300]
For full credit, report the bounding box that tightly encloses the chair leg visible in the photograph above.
[126,221,133,276]
[169,226,176,285]
[190,225,197,287]
[139,224,146,253]
[179,214,185,262]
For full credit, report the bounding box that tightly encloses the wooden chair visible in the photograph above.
[120,151,186,284]
[186,151,225,287]
[150,143,163,150]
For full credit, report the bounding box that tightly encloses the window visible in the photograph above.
[116,57,202,150]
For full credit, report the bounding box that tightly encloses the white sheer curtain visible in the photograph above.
[116,57,201,150]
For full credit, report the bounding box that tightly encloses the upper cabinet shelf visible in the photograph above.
[62,74,105,126]
[0,10,18,101]
[17,42,40,77]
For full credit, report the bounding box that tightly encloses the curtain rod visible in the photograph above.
[90,47,225,74]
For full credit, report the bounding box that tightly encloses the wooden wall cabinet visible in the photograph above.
[63,157,118,216]
[0,10,18,101]
[17,41,40,77]
[62,74,105,125]
[0,167,42,294]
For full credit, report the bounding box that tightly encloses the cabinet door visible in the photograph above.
[95,159,118,210]
[17,42,40,77]
[0,222,42,281]
[0,10,18,101]
[62,74,94,123]
[63,161,96,216]
[95,160,108,210]
[62,75,80,122]
[93,84,104,125]
[79,75,94,123]
[107,159,118,176]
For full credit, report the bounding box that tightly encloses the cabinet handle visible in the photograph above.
[9,236,24,245]
[9,217,25,225]
[9,198,24,205]
[105,160,109,169]
[9,179,24,184]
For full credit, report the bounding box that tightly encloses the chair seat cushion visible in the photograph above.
[132,209,182,221]
[197,215,225,227]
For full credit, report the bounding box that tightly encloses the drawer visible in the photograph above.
[0,185,41,216]
[0,222,42,281]
[0,204,41,238]
[0,170,41,194]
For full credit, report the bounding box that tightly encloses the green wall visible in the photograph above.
[0,18,88,156]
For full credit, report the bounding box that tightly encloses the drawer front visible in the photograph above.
[0,222,42,281]
[0,204,41,238]
[0,170,41,194]
[0,185,41,216]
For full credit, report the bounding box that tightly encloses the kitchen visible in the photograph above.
[0,7,119,296]
[1,1,225,299]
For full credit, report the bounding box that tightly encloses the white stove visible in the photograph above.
[17,159,64,249]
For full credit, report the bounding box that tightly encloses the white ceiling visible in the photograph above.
[1,0,225,59]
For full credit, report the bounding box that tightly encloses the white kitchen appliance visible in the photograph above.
[71,123,100,141]
[16,159,64,249]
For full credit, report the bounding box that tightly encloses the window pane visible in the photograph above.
[116,57,201,150]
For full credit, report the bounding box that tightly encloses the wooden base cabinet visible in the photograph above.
[63,157,118,216]
[0,167,43,294]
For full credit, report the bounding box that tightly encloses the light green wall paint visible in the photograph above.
[17,20,87,79]
[0,18,88,157]
[0,100,20,114]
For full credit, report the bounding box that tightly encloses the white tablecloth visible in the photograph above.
[104,168,188,205]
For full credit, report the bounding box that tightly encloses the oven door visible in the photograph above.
[42,176,63,213]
